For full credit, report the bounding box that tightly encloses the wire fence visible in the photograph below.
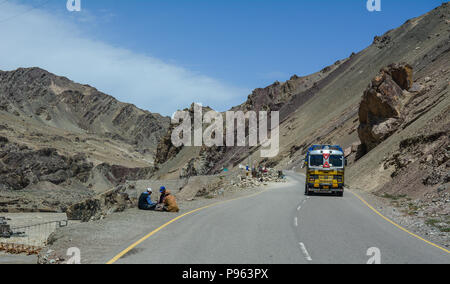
[0,219,68,255]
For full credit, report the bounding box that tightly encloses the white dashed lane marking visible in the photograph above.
[299,242,312,261]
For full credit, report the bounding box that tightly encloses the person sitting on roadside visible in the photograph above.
[158,186,166,204]
[158,186,179,213]
[138,188,157,211]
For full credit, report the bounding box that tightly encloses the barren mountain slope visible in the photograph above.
[0,67,170,164]
[153,57,348,177]
[253,3,449,174]
[0,68,170,212]
[155,3,450,188]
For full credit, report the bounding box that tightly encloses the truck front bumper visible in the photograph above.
[308,183,344,192]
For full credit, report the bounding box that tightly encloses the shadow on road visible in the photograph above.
[305,192,344,198]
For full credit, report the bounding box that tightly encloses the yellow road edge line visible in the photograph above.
[349,190,450,255]
[106,188,271,264]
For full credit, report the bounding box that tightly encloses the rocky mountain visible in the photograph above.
[152,60,348,178]
[1,3,448,215]
[0,67,170,157]
[154,2,450,207]
[0,68,170,212]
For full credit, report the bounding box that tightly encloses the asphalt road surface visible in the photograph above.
[113,172,450,264]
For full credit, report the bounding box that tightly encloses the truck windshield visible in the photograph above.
[329,155,343,167]
[309,155,323,167]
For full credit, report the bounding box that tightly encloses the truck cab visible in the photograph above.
[304,145,346,197]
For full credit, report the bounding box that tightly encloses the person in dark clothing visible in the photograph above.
[158,186,179,212]
[158,186,166,204]
[138,188,157,210]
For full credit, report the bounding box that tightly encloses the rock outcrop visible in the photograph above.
[92,163,155,186]
[180,146,227,178]
[0,141,93,191]
[154,125,183,165]
[358,63,414,154]
[66,186,133,222]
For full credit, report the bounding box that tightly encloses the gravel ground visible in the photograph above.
[0,252,37,264]
[0,213,70,263]
[352,189,450,250]
[2,213,68,227]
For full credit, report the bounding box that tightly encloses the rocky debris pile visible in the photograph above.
[385,132,449,182]
[381,130,449,193]
[358,63,415,155]
[66,185,134,222]
[373,34,392,49]
[176,169,286,201]
[377,191,450,240]
[230,169,286,189]
[0,139,93,191]
[38,249,66,264]
[373,192,450,247]
[376,128,449,223]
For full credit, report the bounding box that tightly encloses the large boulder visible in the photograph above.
[358,63,413,154]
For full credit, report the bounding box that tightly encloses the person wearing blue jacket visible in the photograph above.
[138,188,157,210]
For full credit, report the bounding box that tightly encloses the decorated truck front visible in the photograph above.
[304,145,346,196]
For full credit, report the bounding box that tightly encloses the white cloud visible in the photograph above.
[0,2,249,115]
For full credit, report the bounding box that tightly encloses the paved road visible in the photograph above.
[114,172,450,264]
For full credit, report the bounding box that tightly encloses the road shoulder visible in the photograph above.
[37,179,293,264]
[349,188,450,252]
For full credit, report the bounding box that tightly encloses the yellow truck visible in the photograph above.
[303,145,346,197]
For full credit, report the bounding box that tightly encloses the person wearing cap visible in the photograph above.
[158,186,166,204]
[138,188,157,210]
[158,186,179,212]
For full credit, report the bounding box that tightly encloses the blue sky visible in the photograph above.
[0,0,445,115]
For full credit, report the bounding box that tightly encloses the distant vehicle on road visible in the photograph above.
[303,145,346,196]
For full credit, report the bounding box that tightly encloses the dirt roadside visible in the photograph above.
[351,188,450,250]
[37,180,293,264]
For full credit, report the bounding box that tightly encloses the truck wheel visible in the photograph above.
[337,191,344,197]
[304,185,309,196]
